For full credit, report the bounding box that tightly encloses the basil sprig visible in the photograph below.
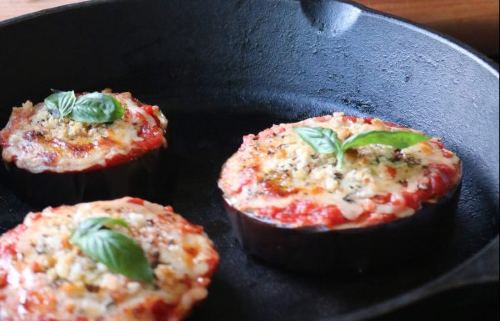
[70,217,154,283]
[44,91,124,124]
[294,126,429,169]
[44,90,76,117]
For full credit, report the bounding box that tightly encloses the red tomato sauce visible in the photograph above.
[0,224,27,257]
[0,270,7,289]
[257,200,347,227]
[402,163,459,209]
[127,198,145,205]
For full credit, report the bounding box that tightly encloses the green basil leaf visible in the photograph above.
[71,92,124,124]
[71,217,129,243]
[76,229,154,283]
[342,130,429,151]
[44,91,76,117]
[294,126,429,170]
[294,127,342,154]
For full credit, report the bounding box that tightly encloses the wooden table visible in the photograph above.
[1,0,498,56]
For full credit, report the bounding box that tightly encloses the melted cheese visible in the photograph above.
[0,91,168,173]
[0,197,219,321]
[219,113,461,228]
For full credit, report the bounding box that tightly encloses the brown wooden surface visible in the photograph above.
[1,0,498,55]
[358,0,499,56]
[0,0,84,20]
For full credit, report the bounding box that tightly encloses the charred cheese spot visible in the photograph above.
[0,197,219,321]
[0,91,168,173]
[219,113,461,229]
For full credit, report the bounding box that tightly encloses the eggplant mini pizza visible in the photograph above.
[0,90,168,206]
[0,197,219,321]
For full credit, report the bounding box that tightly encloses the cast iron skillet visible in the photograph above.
[0,0,498,320]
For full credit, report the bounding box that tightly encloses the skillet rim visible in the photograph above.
[0,0,497,320]
[0,0,497,74]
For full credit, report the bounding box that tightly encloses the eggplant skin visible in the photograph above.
[223,184,460,274]
[1,150,161,209]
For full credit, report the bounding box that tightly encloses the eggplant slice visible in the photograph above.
[225,184,460,273]
[0,91,168,208]
[2,149,161,209]
[219,114,463,273]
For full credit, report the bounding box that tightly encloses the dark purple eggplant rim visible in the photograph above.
[0,1,497,320]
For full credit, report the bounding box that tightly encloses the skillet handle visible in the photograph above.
[339,238,499,321]
[430,237,499,292]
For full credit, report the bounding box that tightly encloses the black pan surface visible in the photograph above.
[0,0,498,320]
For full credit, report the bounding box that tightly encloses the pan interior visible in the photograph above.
[1,89,496,321]
[154,92,499,321]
